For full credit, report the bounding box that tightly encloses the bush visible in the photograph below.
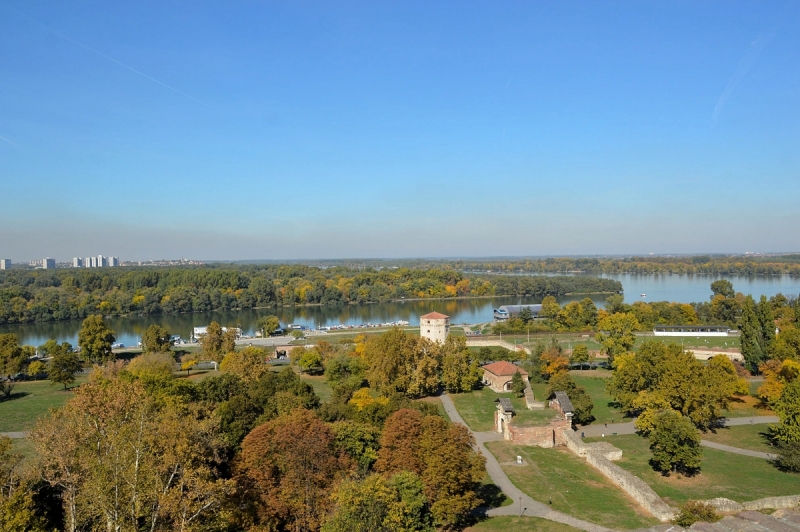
[775,441,800,472]
[673,501,720,527]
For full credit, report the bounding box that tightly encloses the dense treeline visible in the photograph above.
[0,328,489,531]
[0,265,621,324]
[313,255,800,276]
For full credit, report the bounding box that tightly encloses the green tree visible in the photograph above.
[595,312,639,366]
[440,337,480,393]
[546,373,594,424]
[256,315,280,338]
[710,280,735,300]
[604,294,626,314]
[141,324,171,353]
[540,296,561,319]
[570,344,590,370]
[517,307,534,324]
[740,296,766,372]
[199,322,224,363]
[48,351,83,390]
[510,370,526,397]
[77,315,116,364]
[757,295,776,354]
[298,349,324,374]
[27,360,46,376]
[771,379,800,444]
[649,410,702,475]
[322,472,434,532]
[0,334,24,377]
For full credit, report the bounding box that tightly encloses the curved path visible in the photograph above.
[0,432,25,439]
[579,416,778,438]
[440,393,615,532]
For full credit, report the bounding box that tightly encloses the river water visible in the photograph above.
[2,274,799,347]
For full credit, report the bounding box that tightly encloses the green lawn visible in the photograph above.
[702,424,775,454]
[571,374,625,425]
[486,442,658,530]
[450,389,558,432]
[298,374,333,402]
[585,434,800,506]
[0,377,87,432]
[466,516,580,532]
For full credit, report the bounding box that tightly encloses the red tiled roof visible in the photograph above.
[420,312,449,320]
[481,361,528,377]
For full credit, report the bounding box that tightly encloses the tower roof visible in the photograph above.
[420,311,449,320]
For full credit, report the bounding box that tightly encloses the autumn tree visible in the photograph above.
[540,296,561,319]
[570,344,590,370]
[649,410,702,475]
[77,315,116,364]
[375,409,485,529]
[595,312,639,366]
[220,346,269,382]
[364,328,440,398]
[0,334,24,377]
[256,315,280,337]
[237,409,353,531]
[30,378,231,532]
[141,324,172,353]
[127,352,175,380]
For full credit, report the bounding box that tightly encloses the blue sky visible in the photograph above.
[1,1,798,261]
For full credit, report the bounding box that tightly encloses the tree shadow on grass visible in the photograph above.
[0,391,31,402]
[476,482,509,509]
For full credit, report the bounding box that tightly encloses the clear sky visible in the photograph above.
[1,1,799,261]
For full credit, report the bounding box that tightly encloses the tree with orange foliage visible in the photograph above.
[375,409,485,529]
[237,409,354,531]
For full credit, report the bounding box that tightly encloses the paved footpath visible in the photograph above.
[578,416,779,460]
[579,416,778,438]
[440,394,615,532]
[0,432,26,439]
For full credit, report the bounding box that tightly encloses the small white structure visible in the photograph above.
[420,312,450,343]
[653,325,730,337]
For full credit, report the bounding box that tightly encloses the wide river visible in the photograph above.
[2,273,799,347]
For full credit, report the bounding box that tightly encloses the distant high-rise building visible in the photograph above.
[0,259,10,270]
[97,255,106,268]
[73,257,83,268]
[43,258,56,269]
[87,257,96,268]
[110,257,119,267]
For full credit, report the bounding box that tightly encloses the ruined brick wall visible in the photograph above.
[506,419,571,447]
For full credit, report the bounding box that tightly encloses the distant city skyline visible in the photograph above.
[1,2,798,259]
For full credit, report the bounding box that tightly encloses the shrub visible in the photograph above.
[673,501,720,527]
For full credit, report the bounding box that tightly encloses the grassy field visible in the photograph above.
[450,389,559,432]
[298,374,333,402]
[0,377,87,432]
[585,434,800,505]
[633,335,740,350]
[571,374,625,425]
[702,424,775,454]
[466,516,580,532]
[486,442,658,530]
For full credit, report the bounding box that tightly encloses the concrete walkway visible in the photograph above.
[0,432,25,439]
[440,394,615,532]
[700,440,774,460]
[579,416,778,438]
